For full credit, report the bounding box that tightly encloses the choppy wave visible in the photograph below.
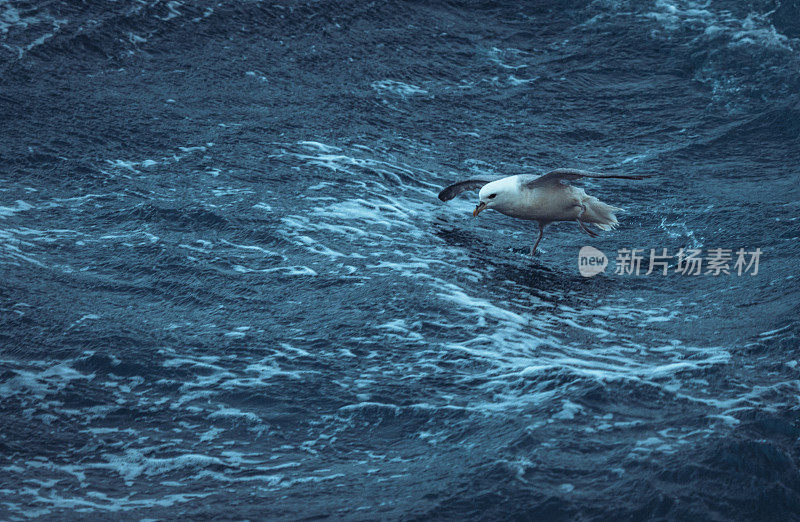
[1,0,799,518]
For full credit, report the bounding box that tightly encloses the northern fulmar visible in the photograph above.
[438,169,649,255]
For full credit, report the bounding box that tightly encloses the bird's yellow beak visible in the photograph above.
[472,202,487,217]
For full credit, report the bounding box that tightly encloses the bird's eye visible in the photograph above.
[488,193,497,199]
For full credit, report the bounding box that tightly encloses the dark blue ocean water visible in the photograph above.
[1,0,799,519]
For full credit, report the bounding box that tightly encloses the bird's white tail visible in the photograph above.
[583,196,621,231]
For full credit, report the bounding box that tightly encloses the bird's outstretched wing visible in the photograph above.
[523,169,649,188]
[437,179,491,202]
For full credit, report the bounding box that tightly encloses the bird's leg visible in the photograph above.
[577,218,599,238]
[530,222,545,255]
[575,204,599,238]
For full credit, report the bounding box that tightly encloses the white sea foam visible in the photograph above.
[644,0,794,50]
[299,141,341,153]
[488,47,529,70]
[0,199,33,218]
[105,143,214,175]
[372,80,428,98]
[245,70,268,82]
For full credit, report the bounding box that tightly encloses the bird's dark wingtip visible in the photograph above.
[436,179,490,202]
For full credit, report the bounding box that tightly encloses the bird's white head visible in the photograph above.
[473,177,519,217]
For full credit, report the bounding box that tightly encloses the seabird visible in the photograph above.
[438,169,648,255]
